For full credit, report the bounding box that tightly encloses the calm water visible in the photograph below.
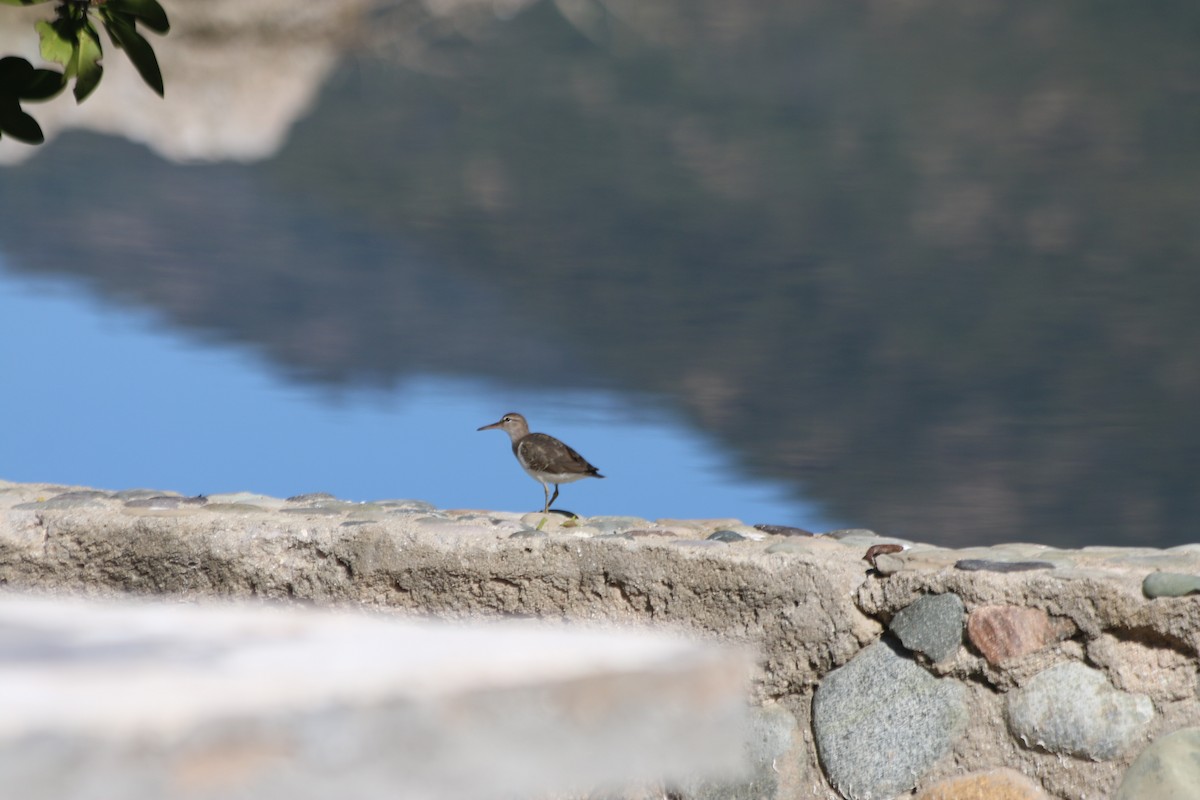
[0,263,837,526]
[2,0,1198,548]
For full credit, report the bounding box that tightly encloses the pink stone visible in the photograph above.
[967,605,1076,665]
[916,767,1049,799]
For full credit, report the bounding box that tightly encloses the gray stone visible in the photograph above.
[888,593,965,663]
[113,489,179,501]
[813,640,968,799]
[201,502,270,514]
[510,529,548,540]
[15,491,113,510]
[708,530,747,543]
[825,529,879,539]
[124,496,192,510]
[122,495,206,510]
[955,559,1055,573]
[1115,726,1200,800]
[287,492,339,503]
[753,524,813,537]
[1143,572,1200,598]
[1006,662,1154,760]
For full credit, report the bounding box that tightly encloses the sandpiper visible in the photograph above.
[477,412,604,513]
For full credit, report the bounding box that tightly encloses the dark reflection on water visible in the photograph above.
[2,0,1199,547]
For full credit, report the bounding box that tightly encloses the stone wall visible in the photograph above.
[2,480,1198,799]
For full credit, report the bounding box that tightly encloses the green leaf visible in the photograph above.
[19,68,65,101]
[0,0,54,6]
[103,15,163,96]
[0,95,45,144]
[72,24,103,102]
[106,0,170,34]
[36,18,75,70]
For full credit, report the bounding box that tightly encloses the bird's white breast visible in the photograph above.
[521,466,589,485]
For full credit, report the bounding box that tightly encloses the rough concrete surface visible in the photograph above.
[3,481,1200,799]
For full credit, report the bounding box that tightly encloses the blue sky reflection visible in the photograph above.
[0,257,840,530]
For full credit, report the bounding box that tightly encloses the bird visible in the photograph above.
[477,412,604,513]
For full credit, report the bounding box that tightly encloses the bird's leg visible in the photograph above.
[549,484,560,509]
[542,482,551,514]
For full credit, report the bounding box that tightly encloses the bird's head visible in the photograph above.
[477,412,530,440]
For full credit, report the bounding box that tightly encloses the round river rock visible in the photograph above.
[813,639,968,800]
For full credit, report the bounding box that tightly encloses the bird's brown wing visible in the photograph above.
[519,433,602,476]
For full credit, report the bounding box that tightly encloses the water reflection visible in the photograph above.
[0,265,834,526]
[1,0,1198,547]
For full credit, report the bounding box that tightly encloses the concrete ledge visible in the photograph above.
[3,480,1200,799]
[0,594,749,799]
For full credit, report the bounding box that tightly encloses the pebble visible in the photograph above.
[15,491,114,510]
[1115,726,1200,800]
[519,512,571,531]
[1006,661,1154,760]
[201,503,270,514]
[753,524,814,537]
[509,530,548,540]
[707,530,747,543]
[967,606,1076,665]
[825,528,879,539]
[916,767,1049,799]
[113,488,178,500]
[1142,572,1200,598]
[286,492,339,503]
[623,528,681,539]
[813,640,968,799]
[206,492,283,510]
[955,559,1055,573]
[888,593,964,663]
[124,495,207,510]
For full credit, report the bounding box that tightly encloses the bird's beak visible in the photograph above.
[477,420,503,431]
